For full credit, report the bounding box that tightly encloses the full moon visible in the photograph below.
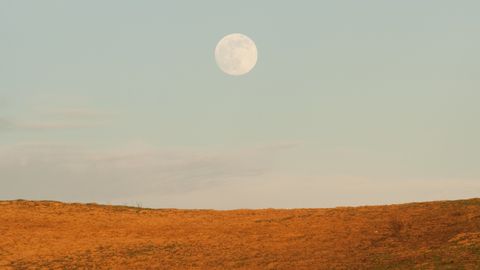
[215,33,258,76]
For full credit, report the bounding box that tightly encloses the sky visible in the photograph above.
[1,1,479,209]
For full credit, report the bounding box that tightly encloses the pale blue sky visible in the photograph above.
[1,1,479,208]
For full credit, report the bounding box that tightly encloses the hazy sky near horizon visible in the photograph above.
[1,1,479,209]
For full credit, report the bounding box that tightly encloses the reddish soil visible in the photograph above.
[1,199,480,269]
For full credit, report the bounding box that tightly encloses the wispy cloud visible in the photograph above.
[16,121,103,130]
[0,107,113,131]
[43,108,115,119]
[0,141,297,202]
[0,117,14,130]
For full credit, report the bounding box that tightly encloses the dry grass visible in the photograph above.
[1,198,480,269]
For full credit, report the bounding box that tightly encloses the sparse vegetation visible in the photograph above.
[1,199,480,269]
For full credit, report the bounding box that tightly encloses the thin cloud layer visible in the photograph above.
[0,117,14,130]
[44,108,116,119]
[0,141,296,202]
[0,107,113,131]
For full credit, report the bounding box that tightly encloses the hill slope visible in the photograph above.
[1,199,480,269]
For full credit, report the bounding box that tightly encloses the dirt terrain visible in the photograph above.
[1,198,480,269]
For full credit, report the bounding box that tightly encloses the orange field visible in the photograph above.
[1,199,480,269]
